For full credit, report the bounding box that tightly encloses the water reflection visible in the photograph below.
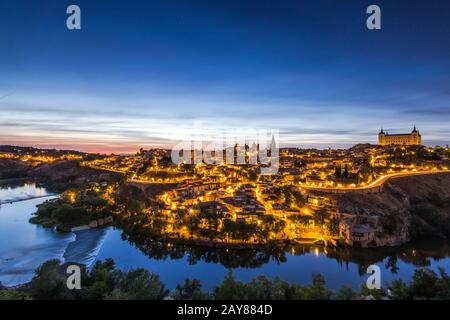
[121,232,290,268]
[2,181,450,290]
[120,231,450,274]
[0,180,53,204]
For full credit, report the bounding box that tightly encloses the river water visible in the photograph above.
[1,183,450,290]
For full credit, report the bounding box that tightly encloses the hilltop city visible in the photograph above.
[1,127,449,249]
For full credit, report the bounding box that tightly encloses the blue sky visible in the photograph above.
[1,0,450,153]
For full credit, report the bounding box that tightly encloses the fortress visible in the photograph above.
[378,126,421,146]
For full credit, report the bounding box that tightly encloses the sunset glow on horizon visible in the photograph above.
[1,0,450,153]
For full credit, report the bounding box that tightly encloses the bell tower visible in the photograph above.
[378,128,386,145]
[411,125,421,145]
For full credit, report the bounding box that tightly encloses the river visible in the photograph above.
[1,182,450,290]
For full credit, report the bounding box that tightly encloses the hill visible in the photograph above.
[335,173,450,242]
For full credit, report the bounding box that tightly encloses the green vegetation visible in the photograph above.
[29,190,114,232]
[210,271,333,300]
[383,145,447,166]
[389,267,450,299]
[26,259,168,300]
[0,287,30,300]
[1,259,450,300]
[116,197,292,244]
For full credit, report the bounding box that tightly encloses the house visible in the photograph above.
[191,201,228,215]
[340,218,376,247]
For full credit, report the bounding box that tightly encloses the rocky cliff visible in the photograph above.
[335,173,450,242]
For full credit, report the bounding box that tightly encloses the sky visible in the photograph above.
[1,0,450,153]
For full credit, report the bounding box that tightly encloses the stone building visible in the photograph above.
[378,126,421,146]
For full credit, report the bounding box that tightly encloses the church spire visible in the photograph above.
[270,135,277,149]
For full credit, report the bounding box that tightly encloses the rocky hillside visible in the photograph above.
[30,160,115,180]
[335,173,450,241]
[0,158,32,179]
[29,160,123,191]
[118,181,179,202]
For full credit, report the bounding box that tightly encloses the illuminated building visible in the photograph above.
[378,126,421,146]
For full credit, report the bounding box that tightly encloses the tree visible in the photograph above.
[0,287,29,300]
[335,285,358,300]
[244,276,305,300]
[389,280,410,300]
[292,190,306,207]
[51,204,86,225]
[409,268,439,299]
[221,219,258,241]
[334,165,341,178]
[358,283,386,300]
[327,217,340,236]
[303,274,333,300]
[247,171,258,182]
[435,267,450,299]
[213,271,247,300]
[114,269,168,300]
[77,196,108,213]
[30,260,69,300]
[84,258,118,299]
[389,267,450,300]
[126,199,146,214]
[244,276,275,300]
[314,210,327,227]
[173,279,209,300]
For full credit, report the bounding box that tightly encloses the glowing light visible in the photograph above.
[68,192,76,204]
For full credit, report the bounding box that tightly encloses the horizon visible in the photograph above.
[0,122,441,154]
[1,133,442,156]
[1,1,450,153]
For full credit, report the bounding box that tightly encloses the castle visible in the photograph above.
[378,126,421,146]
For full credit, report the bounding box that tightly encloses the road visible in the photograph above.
[300,169,450,192]
[81,164,126,174]
[128,179,179,185]
[83,165,183,184]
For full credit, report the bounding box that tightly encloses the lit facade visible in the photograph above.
[378,126,421,146]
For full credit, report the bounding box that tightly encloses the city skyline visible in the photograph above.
[1,0,450,153]
[0,125,431,156]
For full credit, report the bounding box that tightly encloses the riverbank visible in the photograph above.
[28,190,115,232]
[4,182,450,292]
[0,194,56,205]
[0,190,111,287]
[0,177,28,185]
[0,194,74,287]
[2,256,450,300]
